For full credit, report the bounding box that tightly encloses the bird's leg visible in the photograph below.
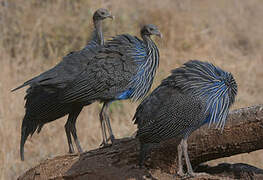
[131,131,137,138]
[138,143,151,168]
[69,107,83,153]
[99,103,109,147]
[182,137,194,176]
[182,137,208,177]
[65,121,74,154]
[176,139,185,177]
[103,102,115,143]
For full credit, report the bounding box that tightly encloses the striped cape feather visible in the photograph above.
[165,60,237,130]
[126,36,159,101]
[107,34,159,101]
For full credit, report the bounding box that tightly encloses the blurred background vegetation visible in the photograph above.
[0,0,262,179]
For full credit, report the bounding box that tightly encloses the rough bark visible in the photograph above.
[18,105,263,180]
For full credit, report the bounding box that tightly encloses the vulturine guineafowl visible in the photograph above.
[134,60,238,177]
[59,24,162,146]
[12,8,113,161]
[12,8,113,92]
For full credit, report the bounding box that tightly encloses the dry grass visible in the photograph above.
[0,0,263,179]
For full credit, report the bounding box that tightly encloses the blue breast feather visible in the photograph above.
[117,89,133,100]
[117,36,148,100]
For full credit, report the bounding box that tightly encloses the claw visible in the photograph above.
[176,171,185,177]
[175,172,209,179]
[68,149,74,154]
[106,135,115,143]
[174,171,186,179]
[99,141,111,148]
[187,172,209,177]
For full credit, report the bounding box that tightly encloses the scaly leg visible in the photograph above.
[65,121,74,153]
[138,143,151,167]
[103,102,115,143]
[99,103,109,147]
[182,136,208,177]
[177,139,185,177]
[69,107,83,153]
[182,137,194,175]
[65,106,83,153]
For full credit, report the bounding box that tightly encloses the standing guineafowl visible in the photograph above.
[12,8,113,160]
[59,24,162,146]
[12,8,113,91]
[134,60,238,177]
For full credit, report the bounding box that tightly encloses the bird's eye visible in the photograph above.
[101,12,105,15]
[149,28,154,31]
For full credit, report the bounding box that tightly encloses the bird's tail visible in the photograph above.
[20,114,38,161]
[11,82,28,92]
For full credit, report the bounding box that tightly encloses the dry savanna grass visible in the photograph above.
[0,0,262,179]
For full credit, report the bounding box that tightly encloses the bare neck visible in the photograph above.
[94,19,104,46]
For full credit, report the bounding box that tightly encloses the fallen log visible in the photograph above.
[18,105,263,180]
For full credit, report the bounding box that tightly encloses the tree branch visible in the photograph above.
[19,105,263,180]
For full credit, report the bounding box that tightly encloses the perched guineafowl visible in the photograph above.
[134,60,237,177]
[59,24,162,146]
[12,8,113,161]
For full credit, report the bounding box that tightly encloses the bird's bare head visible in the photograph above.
[93,8,114,21]
[141,24,162,38]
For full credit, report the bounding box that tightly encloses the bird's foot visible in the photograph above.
[75,144,83,154]
[131,131,137,138]
[187,172,209,177]
[99,135,117,148]
[68,146,75,154]
[77,147,83,154]
[174,170,186,178]
[106,135,117,144]
[176,172,209,179]
[111,138,123,146]
[99,141,112,148]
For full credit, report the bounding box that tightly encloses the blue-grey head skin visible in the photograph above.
[93,8,114,21]
[140,24,162,38]
[87,8,114,47]
[14,8,113,161]
[134,60,238,176]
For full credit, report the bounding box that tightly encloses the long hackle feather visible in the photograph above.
[164,60,238,130]
[128,36,159,101]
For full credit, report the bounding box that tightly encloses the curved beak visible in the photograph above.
[108,15,114,20]
[157,32,163,38]
[156,31,163,38]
